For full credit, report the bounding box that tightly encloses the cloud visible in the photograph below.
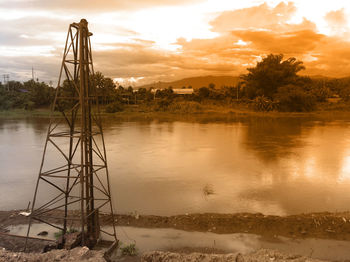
[325,8,348,35]
[210,2,297,32]
[1,0,203,12]
[231,29,323,55]
[2,1,350,84]
[0,55,60,83]
[305,36,350,76]
[325,8,347,27]
[173,2,350,78]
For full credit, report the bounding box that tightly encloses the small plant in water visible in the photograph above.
[203,184,215,198]
[120,243,138,256]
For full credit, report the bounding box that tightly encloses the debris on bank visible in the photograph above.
[0,246,106,262]
[0,247,328,262]
[141,249,327,262]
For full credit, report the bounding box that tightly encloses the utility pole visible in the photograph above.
[3,74,9,91]
[25,19,117,250]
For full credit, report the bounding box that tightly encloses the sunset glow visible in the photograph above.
[1,0,350,84]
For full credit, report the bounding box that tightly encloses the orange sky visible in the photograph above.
[1,0,350,85]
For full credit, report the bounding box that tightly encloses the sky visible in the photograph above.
[1,0,350,86]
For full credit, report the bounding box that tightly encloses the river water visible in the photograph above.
[1,116,350,216]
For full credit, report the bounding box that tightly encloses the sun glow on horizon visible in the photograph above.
[114,76,145,86]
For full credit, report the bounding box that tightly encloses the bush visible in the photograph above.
[339,86,350,101]
[252,96,277,112]
[167,101,203,113]
[0,98,13,110]
[154,98,172,111]
[54,228,78,240]
[274,85,316,112]
[198,87,210,99]
[309,81,331,102]
[24,101,35,111]
[120,243,138,256]
[105,101,124,113]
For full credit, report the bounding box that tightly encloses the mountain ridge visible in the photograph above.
[135,75,240,90]
[135,74,341,90]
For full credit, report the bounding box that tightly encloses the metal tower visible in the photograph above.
[25,19,117,248]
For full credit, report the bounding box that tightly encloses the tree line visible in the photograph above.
[2,54,350,112]
[0,79,55,110]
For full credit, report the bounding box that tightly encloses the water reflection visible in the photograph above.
[242,117,307,163]
[1,117,350,216]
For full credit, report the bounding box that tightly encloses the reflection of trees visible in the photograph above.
[242,117,310,163]
[24,118,49,132]
[240,118,350,215]
[0,119,6,131]
[239,179,350,215]
[0,119,21,133]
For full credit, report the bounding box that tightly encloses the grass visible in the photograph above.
[54,228,79,240]
[0,108,57,118]
[120,243,138,256]
[2,100,350,121]
[203,184,215,200]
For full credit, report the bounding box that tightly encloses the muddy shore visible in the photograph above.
[1,210,349,261]
[1,210,350,243]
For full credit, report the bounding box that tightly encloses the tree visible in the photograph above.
[91,71,116,104]
[208,83,215,89]
[127,86,134,94]
[241,54,305,99]
[198,86,210,99]
[23,80,54,108]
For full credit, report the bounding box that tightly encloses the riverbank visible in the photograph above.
[1,210,348,261]
[2,210,350,243]
[2,103,350,121]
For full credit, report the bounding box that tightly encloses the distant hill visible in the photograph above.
[308,75,333,80]
[136,75,240,90]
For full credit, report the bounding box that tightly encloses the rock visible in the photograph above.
[77,246,90,258]
[64,232,82,250]
[236,253,244,262]
[43,243,58,253]
[54,253,66,261]
[37,231,48,236]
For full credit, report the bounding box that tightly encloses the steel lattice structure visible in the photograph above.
[25,19,117,248]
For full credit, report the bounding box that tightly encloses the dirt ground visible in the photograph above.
[0,247,330,262]
[142,249,328,262]
[0,246,106,262]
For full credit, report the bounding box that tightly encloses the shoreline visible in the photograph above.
[2,210,350,242]
[1,210,348,261]
[2,107,350,121]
